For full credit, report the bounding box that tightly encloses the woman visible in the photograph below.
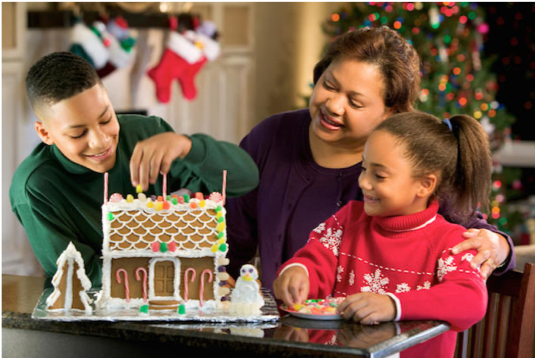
[226,26,514,292]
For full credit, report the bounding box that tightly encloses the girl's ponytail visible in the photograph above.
[448,115,492,219]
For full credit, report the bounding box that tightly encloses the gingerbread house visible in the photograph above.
[96,188,231,313]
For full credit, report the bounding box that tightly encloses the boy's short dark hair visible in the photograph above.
[26,51,101,111]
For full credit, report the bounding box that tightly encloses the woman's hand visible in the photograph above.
[130,132,192,191]
[337,293,396,324]
[273,266,309,307]
[452,229,510,279]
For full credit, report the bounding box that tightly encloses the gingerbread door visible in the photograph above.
[153,260,175,297]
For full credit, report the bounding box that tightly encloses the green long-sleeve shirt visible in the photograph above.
[10,114,259,287]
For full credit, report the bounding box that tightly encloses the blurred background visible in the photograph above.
[3,2,534,277]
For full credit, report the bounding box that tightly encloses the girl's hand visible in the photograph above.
[452,229,510,279]
[273,266,309,307]
[130,132,192,191]
[337,293,396,324]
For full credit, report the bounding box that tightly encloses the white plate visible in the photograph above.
[280,306,344,321]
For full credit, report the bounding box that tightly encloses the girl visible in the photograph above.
[226,26,513,292]
[274,112,490,357]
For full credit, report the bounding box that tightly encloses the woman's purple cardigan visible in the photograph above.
[226,109,515,292]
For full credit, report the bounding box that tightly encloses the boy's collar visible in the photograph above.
[51,144,98,175]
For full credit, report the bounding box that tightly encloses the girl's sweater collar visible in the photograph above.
[373,200,440,233]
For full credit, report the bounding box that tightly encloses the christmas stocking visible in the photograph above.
[177,30,221,101]
[69,21,109,69]
[147,31,202,103]
[97,17,136,78]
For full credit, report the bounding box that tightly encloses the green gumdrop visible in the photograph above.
[184,194,190,203]
[215,205,222,213]
[219,243,228,252]
[139,304,149,314]
[108,213,114,221]
[218,216,225,223]
[178,304,186,315]
[171,197,178,205]
[217,232,225,239]
[160,242,168,253]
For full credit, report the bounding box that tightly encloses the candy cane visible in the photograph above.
[199,269,213,307]
[184,268,196,302]
[135,267,148,303]
[116,269,130,303]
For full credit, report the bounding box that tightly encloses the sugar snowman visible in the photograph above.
[230,264,264,314]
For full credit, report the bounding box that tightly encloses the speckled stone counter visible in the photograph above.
[2,275,449,358]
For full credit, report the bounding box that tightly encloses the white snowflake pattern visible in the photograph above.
[396,282,411,293]
[417,281,432,290]
[313,223,326,234]
[361,269,389,294]
[336,266,344,282]
[437,256,458,282]
[462,253,474,262]
[318,228,343,257]
[349,270,355,286]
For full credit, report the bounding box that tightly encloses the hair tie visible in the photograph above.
[442,118,453,131]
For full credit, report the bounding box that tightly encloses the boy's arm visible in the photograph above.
[13,203,102,286]
[391,248,487,332]
[130,130,259,197]
[178,133,259,197]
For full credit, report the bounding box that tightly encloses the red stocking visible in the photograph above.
[178,56,208,101]
[147,32,202,103]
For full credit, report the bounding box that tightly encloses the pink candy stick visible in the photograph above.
[199,269,213,307]
[222,170,227,206]
[116,269,130,303]
[135,267,148,303]
[162,173,167,201]
[104,172,109,204]
[184,268,196,302]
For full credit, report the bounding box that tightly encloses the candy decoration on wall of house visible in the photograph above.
[183,268,196,302]
[135,267,149,313]
[116,268,130,303]
[199,269,213,308]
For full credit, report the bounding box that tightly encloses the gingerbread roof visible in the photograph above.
[102,196,226,256]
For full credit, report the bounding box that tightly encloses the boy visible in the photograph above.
[10,52,259,287]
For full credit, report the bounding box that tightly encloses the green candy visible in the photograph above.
[217,232,225,239]
[171,197,178,205]
[219,243,228,252]
[184,194,190,203]
[108,213,114,221]
[215,205,222,213]
[218,216,225,223]
[178,304,186,315]
[160,242,168,253]
[139,304,149,314]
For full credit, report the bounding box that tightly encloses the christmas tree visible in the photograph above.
[315,2,522,233]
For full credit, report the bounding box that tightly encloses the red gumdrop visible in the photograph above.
[168,241,177,252]
[151,242,160,252]
[195,192,204,200]
[162,201,171,210]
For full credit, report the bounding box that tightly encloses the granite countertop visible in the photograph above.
[2,275,449,358]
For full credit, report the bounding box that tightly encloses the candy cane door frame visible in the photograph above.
[149,258,180,300]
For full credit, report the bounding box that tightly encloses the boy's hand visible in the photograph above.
[337,293,396,325]
[130,132,192,191]
[273,266,309,307]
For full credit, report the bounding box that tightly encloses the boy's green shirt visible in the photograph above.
[10,114,259,287]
